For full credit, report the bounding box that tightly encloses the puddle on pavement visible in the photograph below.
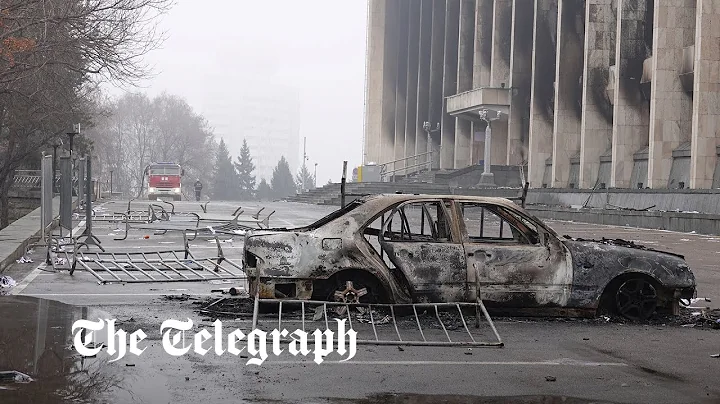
[320,394,621,404]
[0,295,170,404]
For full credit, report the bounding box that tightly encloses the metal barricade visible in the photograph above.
[249,298,503,348]
[47,235,247,285]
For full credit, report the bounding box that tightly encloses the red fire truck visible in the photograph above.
[145,162,184,201]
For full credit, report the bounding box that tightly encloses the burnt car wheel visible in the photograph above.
[319,271,387,306]
[615,278,658,321]
[334,281,368,304]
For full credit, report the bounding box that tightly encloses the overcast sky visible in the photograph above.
[119,0,368,184]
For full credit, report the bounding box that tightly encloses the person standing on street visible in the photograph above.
[194,179,203,201]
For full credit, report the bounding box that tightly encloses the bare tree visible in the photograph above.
[88,92,216,199]
[0,0,173,228]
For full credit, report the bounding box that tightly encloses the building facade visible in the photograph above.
[364,0,720,189]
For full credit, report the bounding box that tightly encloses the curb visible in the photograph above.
[0,197,60,273]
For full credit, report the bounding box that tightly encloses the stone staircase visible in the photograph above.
[287,181,523,206]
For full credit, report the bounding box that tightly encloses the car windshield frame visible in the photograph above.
[273,198,366,231]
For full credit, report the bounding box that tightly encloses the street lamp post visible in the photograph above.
[110,170,113,194]
[478,109,502,187]
[314,163,318,188]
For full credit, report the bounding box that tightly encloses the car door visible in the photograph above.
[378,199,468,303]
[457,202,572,308]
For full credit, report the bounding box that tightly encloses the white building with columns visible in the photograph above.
[363,0,720,189]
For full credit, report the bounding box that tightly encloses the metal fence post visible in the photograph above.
[341,161,347,208]
[40,155,53,242]
[59,156,72,233]
[77,156,85,212]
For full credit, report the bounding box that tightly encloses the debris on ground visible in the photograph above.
[0,276,17,295]
[0,371,34,384]
[162,294,197,302]
[189,296,720,331]
[15,256,33,264]
[545,376,556,382]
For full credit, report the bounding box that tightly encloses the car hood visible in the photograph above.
[561,236,695,287]
[562,236,685,259]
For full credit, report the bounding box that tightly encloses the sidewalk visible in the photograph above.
[0,197,60,272]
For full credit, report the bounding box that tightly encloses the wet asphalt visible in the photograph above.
[0,199,719,404]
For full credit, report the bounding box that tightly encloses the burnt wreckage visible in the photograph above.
[242,195,696,321]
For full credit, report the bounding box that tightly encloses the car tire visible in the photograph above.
[612,276,660,321]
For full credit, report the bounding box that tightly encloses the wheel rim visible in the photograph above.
[333,280,368,304]
[615,278,658,320]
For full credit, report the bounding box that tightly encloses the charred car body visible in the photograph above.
[243,195,696,320]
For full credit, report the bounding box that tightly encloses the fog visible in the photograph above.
[117,0,368,184]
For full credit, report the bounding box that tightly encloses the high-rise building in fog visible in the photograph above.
[364,0,720,189]
[200,83,301,183]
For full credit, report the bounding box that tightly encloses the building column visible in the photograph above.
[690,0,720,189]
[471,0,494,165]
[579,0,615,188]
[610,0,651,188]
[415,0,433,160]
[648,0,696,189]
[508,0,533,167]
[455,0,476,169]
[404,0,421,171]
[528,0,557,188]
[489,0,512,165]
[428,0,447,169]
[394,0,410,176]
[552,0,585,188]
[441,0,460,170]
[363,0,388,164]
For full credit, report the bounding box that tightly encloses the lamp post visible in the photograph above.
[314,163,318,188]
[478,109,502,186]
[422,122,440,173]
[301,137,310,193]
[110,170,113,194]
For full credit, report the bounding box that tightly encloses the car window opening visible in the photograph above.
[460,203,537,245]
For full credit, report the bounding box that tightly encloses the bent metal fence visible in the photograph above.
[245,266,504,348]
[248,298,504,348]
[47,235,247,286]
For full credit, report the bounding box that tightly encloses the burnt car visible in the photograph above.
[243,195,696,320]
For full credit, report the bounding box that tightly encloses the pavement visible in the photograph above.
[0,198,719,404]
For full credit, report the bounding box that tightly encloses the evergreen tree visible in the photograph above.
[210,139,240,200]
[270,156,296,199]
[234,138,256,200]
[295,164,315,193]
[256,178,272,201]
